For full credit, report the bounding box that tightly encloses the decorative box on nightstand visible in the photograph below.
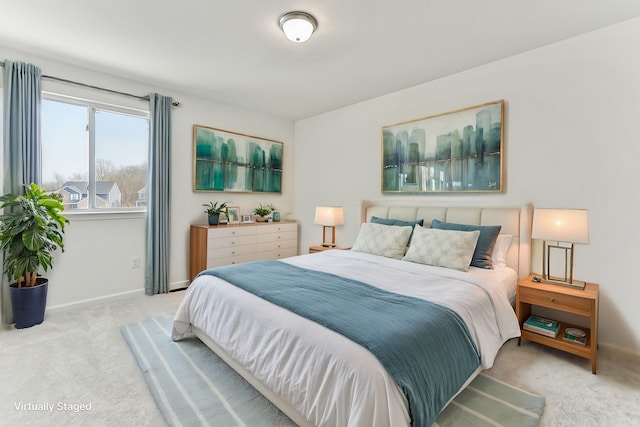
[308,245,350,254]
[516,274,599,374]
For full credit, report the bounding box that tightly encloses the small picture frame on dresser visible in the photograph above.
[241,214,254,223]
[226,206,240,224]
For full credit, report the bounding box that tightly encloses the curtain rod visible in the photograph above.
[1,60,180,107]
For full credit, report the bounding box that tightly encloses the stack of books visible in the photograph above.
[562,327,587,346]
[523,315,560,338]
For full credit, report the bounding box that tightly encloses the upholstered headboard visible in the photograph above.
[360,201,533,279]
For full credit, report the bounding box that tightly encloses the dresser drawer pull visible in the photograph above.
[550,297,555,302]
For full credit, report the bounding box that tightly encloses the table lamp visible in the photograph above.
[314,206,344,247]
[531,208,589,289]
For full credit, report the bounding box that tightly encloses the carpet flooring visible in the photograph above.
[2,291,640,426]
[123,315,544,427]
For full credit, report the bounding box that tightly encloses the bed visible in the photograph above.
[173,201,533,426]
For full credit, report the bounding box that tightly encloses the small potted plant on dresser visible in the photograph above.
[0,183,69,329]
[253,203,273,222]
[203,201,229,225]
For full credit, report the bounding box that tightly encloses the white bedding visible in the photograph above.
[172,250,520,426]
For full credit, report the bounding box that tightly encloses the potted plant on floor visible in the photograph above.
[203,201,229,225]
[253,203,273,222]
[0,183,69,329]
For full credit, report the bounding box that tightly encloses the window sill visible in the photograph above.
[64,210,146,222]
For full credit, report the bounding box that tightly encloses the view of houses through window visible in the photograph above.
[41,96,149,210]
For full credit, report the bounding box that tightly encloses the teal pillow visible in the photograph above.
[430,219,501,269]
[371,216,424,228]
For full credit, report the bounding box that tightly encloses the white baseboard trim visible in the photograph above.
[169,280,190,291]
[46,280,190,312]
[599,342,640,364]
[47,289,144,311]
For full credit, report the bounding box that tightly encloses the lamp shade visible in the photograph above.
[531,209,589,244]
[314,206,344,226]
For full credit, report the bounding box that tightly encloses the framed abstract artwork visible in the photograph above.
[381,100,504,193]
[194,125,283,193]
[225,206,240,224]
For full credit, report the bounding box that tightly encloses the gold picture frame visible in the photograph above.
[194,125,283,193]
[382,100,504,193]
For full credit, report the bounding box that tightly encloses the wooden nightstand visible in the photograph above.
[309,245,350,254]
[516,274,599,374]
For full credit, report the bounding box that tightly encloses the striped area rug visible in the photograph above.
[122,315,544,427]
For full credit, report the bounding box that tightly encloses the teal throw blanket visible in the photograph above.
[200,260,479,426]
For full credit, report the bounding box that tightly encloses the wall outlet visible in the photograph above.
[131,257,141,269]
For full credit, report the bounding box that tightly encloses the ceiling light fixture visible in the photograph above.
[279,11,317,43]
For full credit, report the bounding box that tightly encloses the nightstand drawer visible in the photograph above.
[519,286,592,316]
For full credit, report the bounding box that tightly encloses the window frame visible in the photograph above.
[42,92,150,215]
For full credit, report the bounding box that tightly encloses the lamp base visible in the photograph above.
[538,276,586,290]
[321,242,336,248]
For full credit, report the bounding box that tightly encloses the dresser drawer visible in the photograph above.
[208,234,256,249]
[208,226,256,239]
[207,253,257,268]
[255,223,297,235]
[208,243,256,260]
[519,286,592,316]
[256,247,297,260]
[256,230,297,244]
[256,239,297,252]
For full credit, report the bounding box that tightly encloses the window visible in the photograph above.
[41,94,149,211]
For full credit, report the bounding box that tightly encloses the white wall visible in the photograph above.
[0,46,295,312]
[294,17,640,355]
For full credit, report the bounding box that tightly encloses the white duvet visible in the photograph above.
[172,250,521,427]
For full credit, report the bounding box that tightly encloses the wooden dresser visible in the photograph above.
[189,221,298,281]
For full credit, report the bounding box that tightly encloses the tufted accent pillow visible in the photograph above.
[431,219,501,269]
[351,222,413,259]
[403,227,480,271]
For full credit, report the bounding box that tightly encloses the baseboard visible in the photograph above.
[47,289,144,311]
[46,280,189,312]
[170,280,190,291]
[599,342,640,364]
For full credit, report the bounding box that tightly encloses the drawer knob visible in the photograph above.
[550,297,555,302]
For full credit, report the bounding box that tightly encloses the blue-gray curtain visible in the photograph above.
[145,93,172,295]
[1,60,42,323]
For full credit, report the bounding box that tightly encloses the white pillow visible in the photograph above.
[492,234,512,268]
[351,222,413,259]
[402,227,480,271]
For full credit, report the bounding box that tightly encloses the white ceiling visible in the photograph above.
[2,1,640,120]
